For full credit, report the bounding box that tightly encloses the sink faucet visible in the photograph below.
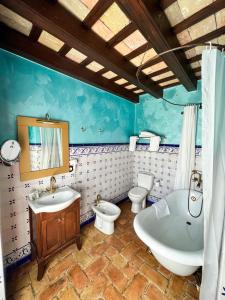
[95,194,102,205]
[47,176,57,193]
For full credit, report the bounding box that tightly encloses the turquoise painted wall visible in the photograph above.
[135,81,202,145]
[0,49,202,146]
[0,49,135,144]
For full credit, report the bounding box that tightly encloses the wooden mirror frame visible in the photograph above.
[17,116,69,181]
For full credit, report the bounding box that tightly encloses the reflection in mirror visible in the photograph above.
[28,126,63,171]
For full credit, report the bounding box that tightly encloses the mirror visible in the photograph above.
[17,116,69,181]
[28,126,63,171]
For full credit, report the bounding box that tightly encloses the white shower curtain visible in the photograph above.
[40,127,63,169]
[174,105,197,190]
[200,49,225,300]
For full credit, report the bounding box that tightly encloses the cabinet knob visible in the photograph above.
[61,217,64,221]
[57,218,61,223]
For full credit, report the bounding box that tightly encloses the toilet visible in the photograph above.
[92,200,121,235]
[128,172,154,213]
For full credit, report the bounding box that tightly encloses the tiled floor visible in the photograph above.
[6,200,199,300]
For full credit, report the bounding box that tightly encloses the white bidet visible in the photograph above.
[92,200,121,235]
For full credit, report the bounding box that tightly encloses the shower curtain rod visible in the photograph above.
[137,41,224,108]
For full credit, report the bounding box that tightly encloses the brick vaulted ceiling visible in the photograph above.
[0,0,225,103]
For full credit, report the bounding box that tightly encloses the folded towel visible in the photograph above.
[129,136,138,151]
[148,136,161,152]
[153,198,170,219]
[139,131,156,138]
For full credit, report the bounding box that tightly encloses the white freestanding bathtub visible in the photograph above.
[134,189,203,276]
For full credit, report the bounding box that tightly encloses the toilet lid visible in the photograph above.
[129,187,147,198]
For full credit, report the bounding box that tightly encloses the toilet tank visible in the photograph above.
[138,172,154,190]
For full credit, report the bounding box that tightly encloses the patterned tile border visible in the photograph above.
[68,143,202,156]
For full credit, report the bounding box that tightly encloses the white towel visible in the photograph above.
[148,136,161,152]
[153,198,170,219]
[129,136,138,151]
[139,131,156,138]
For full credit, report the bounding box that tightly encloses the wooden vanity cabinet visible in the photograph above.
[29,199,81,280]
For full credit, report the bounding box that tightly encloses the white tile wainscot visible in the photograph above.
[0,143,201,269]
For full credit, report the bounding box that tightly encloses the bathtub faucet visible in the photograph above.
[191,170,202,188]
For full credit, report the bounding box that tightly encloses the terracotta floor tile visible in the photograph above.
[29,266,50,296]
[69,265,89,293]
[47,254,75,281]
[85,256,109,279]
[38,277,67,300]
[167,276,186,299]
[104,245,119,258]
[80,273,107,300]
[120,241,140,260]
[136,249,159,268]
[90,241,109,257]
[140,264,168,292]
[13,285,34,300]
[104,264,128,292]
[143,284,165,300]
[124,274,148,300]
[186,282,199,299]
[128,254,144,269]
[104,285,125,300]
[107,236,125,251]
[7,200,199,300]
[111,253,127,268]
[158,265,172,279]
[74,249,93,268]
[57,286,80,300]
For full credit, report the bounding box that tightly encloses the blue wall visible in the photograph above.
[0,49,202,146]
[135,81,202,145]
[0,49,135,144]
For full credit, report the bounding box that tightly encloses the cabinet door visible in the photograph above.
[62,200,80,244]
[41,216,62,257]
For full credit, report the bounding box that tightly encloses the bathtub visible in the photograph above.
[133,189,203,276]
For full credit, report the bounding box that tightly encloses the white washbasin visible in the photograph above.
[27,186,81,214]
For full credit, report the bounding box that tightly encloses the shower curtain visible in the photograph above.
[40,127,63,169]
[174,105,197,190]
[200,49,225,300]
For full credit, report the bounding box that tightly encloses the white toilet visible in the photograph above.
[128,172,154,213]
[92,200,121,235]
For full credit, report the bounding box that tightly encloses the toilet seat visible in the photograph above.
[128,187,148,200]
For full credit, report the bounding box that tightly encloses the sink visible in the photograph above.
[27,186,81,214]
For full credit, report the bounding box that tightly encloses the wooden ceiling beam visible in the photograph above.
[107,22,136,47]
[29,25,42,42]
[160,81,180,89]
[188,55,201,64]
[125,43,148,60]
[173,0,225,35]
[117,0,197,91]
[149,67,170,78]
[156,74,176,84]
[160,0,176,10]
[83,0,114,28]
[2,0,162,98]
[58,44,71,56]
[154,66,201,85]
[0,23,138,103]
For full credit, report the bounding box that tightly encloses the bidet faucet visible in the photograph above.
[47,176,57,193]
[95,194,102,205]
